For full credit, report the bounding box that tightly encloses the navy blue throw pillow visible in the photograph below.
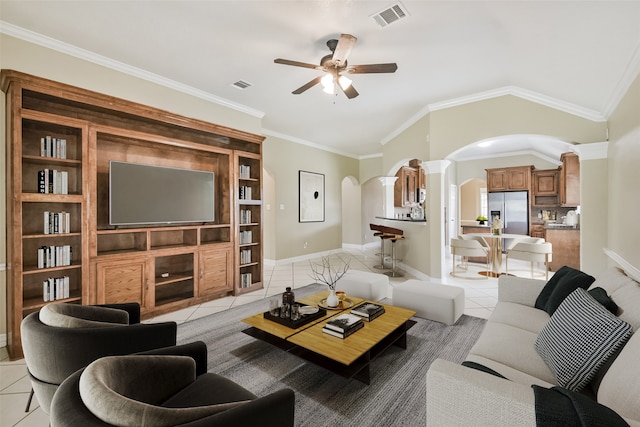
[534,266,596,315]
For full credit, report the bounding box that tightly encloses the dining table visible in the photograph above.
[467,233,529,277]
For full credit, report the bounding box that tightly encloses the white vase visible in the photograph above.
[326,288,339,308]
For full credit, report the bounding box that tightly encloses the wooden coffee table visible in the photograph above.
[241,291,416,384]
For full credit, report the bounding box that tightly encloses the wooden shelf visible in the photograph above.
[3,69,264,359]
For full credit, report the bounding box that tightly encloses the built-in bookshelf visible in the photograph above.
[2,70,264,359]
[235,153,263,293]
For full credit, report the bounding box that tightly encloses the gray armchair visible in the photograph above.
[20,302,177,414]
[50,341,296,427]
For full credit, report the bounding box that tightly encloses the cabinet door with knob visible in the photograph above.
[94,255,150,311]
[198,244,233,296]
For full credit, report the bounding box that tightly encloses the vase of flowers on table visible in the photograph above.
[309,255,350,308]
[491,217,504,235]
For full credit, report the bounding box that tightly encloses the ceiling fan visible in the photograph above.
[274,34,398,99]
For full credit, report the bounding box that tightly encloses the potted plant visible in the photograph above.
[476,215,488,225]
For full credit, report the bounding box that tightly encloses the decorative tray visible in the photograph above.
[264,303,326,329]
[317,298,355,310]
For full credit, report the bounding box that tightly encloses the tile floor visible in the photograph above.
[1,246,542,426]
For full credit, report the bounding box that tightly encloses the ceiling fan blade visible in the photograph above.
[332,34,357,66]
[347,63,398,74]
[274,58,323,70]
[292,76,323,94]
[340,82,359,99]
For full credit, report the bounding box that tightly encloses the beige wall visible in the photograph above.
[608,73,640,270]
[341,177,362,246]
[382,115,430,174]
[460,179,485,221]
[430,96,608,160]
[580,158,609,275]
[262,136,359,261]
[358,156,383,184]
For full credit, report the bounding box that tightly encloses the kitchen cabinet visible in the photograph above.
[545,228,580,271]
[560,152,580,207]
[532,169,560,206]
[486,166,532,192]
[530,224,545,239]
[394,166,418,207]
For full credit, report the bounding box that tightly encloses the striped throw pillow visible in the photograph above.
[534,288,633,392]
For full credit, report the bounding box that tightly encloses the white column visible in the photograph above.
[378,176,398,219]
[422,160,451,279]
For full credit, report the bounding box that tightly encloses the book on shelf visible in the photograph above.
[322,321,364,339]
[37,245,72,269]
[351,302,386,321]
[324,313,364,333]
[240,272,252,288]
[37,169,69,194]
[239,164,251,179]
[44,211,71,234]
[240,248,252,264]
[43,275,70,302]
[239,185,252,200]
[240,209,252,224]
[40,136,67,159]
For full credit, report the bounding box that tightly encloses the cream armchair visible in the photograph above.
[451,237,489,278]
[506,241,552,279]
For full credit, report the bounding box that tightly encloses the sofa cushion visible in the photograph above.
[535,288,633,392]
[590,267,640,332]
[468,322,557,385]
[488,302,550,334]
[534,266,595,315]
[40,303,129,328]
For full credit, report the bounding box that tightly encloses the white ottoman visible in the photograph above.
[392,279,465,325]
[336,270,389,301]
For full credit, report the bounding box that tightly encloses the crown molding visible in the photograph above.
[380,105,431,145]
[429,86,607,122]
[603,43,640,118]
[574,141,609,160]
[261,128,361,159]
[0,21,265,119]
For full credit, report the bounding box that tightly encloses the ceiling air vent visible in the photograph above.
[231,80,252,90]
[371,2,409,27]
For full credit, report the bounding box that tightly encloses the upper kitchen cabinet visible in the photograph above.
[532,169,560,206]
[394,166,418,207]
[560,152,580,207]
[486,166,533,192]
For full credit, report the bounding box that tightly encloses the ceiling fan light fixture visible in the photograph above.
[338,75,352,89]
[322,83,335,95]
[321,73,334,89]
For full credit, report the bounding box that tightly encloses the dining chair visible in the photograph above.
[505,241,553,280]
[450,237,490,278]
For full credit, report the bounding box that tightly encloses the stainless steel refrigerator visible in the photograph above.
[488,191,529,247]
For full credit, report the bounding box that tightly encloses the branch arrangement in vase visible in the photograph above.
[309,256,350,290]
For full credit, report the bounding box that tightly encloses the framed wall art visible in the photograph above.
[299,170,325,222]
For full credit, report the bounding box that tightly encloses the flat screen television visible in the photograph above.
[109,161,215,226]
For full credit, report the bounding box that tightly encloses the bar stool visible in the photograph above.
[385,233,405,277]
[370,224,389,270]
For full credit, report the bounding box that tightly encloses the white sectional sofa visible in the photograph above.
[426,266,640,426]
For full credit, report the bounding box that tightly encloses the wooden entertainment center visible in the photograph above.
[2,70,264,359]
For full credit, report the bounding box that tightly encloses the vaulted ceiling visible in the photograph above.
[2,1,640,158]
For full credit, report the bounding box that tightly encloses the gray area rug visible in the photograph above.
[177,284,486,426]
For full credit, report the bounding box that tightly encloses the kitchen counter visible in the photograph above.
[376,216,426,223]
[543,223,580,230]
